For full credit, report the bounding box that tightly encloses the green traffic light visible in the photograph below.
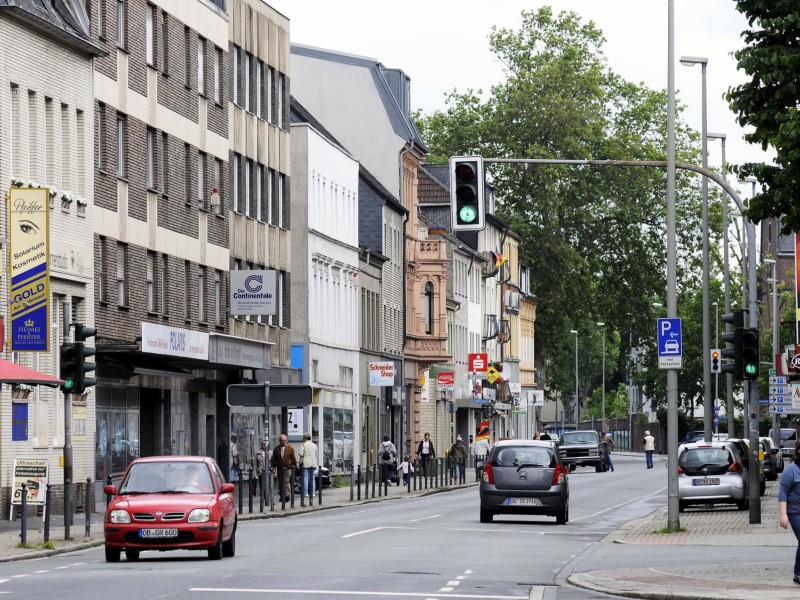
[458,205,477,223]
[744,363,757,376]
[63,378,75,391]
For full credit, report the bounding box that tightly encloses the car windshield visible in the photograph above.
[680,448,731,469]
[494,447,553,467]
[120,462,214,494]
[781,430,796,441]
[561,432,597,444]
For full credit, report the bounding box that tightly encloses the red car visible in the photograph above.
[103,456,237,562]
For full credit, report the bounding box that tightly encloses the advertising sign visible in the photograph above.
[141,322,209,360]
[437,371,455,391]
[468,353,488,372]
[9,187,50,352]
[230,270,276,315]
[12,458,48,506]
[368,361,395,386]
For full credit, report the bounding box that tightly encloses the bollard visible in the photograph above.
[290,467,295,508]
[237,472,244,514]
[85,478,91,537]
[371,465,376,498]
[349,465,354,501]
[106,474,113,507]
[279,468,286,509]
[317,467,322,506]
[248,467,254,514]
[20,483,27,546]
[44,484,52,543]
[357,465,361,501]
[259,469,265,513]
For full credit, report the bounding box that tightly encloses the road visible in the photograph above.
[0,453,761,599]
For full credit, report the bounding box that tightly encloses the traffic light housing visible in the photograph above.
[720,309,745,380]
[710,348,721,374]
[449,156,485,231]
[59,342,80,393]
[73,323,97,394]
[741,328,759,379]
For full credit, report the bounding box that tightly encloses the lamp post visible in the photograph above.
[763,258,779,448]
[570,329,579,426]
[708,132,734,437]
[712,301,719,433]
[597,322,606,425]
[681,55,712,442]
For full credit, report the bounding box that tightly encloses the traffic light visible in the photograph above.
[449,156,485,231]
[720,309,745,380]
[710,348,721,374]
[74,323,97,394]
[59,342,80,393]
[741,328,759,379]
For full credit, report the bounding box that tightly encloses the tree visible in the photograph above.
[417,8,713,412]
[726,0,800,234]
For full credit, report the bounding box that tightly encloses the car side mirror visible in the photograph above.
[220,483,235,494]
[103,484,117,495]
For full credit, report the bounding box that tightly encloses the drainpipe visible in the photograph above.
[399,140,416,456]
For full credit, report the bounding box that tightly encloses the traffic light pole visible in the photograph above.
[484,155,760,524]
[62,304,72,540]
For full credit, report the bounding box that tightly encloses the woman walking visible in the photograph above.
[779,439,800,585]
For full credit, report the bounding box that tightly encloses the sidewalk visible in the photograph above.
[1,472,799,600]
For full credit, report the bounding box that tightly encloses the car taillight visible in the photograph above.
[482,462,494,484]
[678,466,684,475]
[728,462,742,473]
[552,463,564,485]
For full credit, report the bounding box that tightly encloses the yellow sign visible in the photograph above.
[486,365,500,384]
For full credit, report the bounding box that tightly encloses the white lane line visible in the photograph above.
[341,527,384,538]
[439,587,454,592]
[409,514,442,522]
[55,567,69,570]
[190,588,528,599]
[34,570,49,574]
[11,575,28,578]
[446,580,460,586]
[0,579,8,584]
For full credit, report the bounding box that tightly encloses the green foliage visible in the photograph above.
[726,0,800,234]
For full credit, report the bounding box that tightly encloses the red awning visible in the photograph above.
[0,359,62,387]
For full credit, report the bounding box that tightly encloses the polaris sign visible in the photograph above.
[230,270,276,316]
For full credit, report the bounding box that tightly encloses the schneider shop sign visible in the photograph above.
[141,323,209,360]
[230,270,276,316]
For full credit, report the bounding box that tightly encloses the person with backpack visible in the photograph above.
[379,435,397,484]
[449,435,467,481]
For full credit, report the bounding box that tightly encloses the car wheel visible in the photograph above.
[208,524,224,560]
[125,548,140,561]
[737,497,748,511]
[679,501,686,513]
[760,479,766,496]
[479,508,493,523]
[105,546,121,563]
[595,463,603,473]
[222,522,236,558]
[556,505,569,525]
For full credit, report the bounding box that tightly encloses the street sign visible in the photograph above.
[791,355,800,370]
[486,365,500,384]
[770,405,800,414]
[657,318,682,369]
[770,386,788,396]
[770,397,787,404]
[769,376,785,385]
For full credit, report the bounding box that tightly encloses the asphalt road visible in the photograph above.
[0,453,766,599]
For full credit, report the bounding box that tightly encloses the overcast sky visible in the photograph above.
[269,0,772,192]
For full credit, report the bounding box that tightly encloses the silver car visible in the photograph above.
[479,440,569,524]
[677,441,748,512]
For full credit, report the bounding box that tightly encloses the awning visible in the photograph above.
[0,359,63,387]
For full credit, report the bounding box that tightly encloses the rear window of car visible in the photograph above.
[679,447,731,468]
[493,447,554,468]
[781,430,797,441]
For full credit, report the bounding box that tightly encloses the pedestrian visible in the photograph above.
[539,431,552,441]
[604,433,615,472]
[449,435,467,481]
[643,430,655,469]
[270,434,297,501]
[779,439,800,585]
[255,439,267,497]
[417,432,436,476]
[230,433,240,480]
[297,432,319,499]
[533,431,541,440]
[379,435,397,484]
[397,454,414,485]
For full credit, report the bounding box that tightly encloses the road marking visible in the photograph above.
[439,587,454,592]
[568,486,667,522]
[190,588,528,598]
[11,574,28,578]
[34,570,49,574]
[447,580,460,585]
[410,514,442,522]
[341,527,384,538]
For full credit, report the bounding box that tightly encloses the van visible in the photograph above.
[768,428,797,459]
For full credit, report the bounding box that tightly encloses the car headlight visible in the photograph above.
[589,449,598,456]
[109,510,131,524]
[188,508,210,523]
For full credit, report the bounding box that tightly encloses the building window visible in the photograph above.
[116,0,125,48]
[184,261,191,319]
[256,164,263,221]
[424,282,433,334]
[265,168,273,224]
[214,270,221,324]
[160,11,168,73]
[146,128,155,188]
[161,132,168,194]
[231,153,239,213]
[197,37,205,96]
[160,255,168,315]
[184,26,191,87]
[145,4,154,65]
[266,67,273,124]
[97,103,105,172]
[276,173,284,228]
[97,0,105,39]
[198,267,206,322]
[243,52,250,113]
[116,243,127,306]
[116,114,125,178]
[213,47,221,102]
[213,158,222,214]
[244,159,250,217]
[256,60,262,117]
[277,72,284,129]
[98,236,107,302]
[197,152,205,208]
[184,143,191,204]
[146,252,155,312]
[231,45,238,105]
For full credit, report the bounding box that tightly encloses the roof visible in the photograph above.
[0,358,62,386]
[0,0,105,56]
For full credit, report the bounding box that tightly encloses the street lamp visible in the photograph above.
[681,54,712,441]
[570,329,579,425]
[597,322,606,425]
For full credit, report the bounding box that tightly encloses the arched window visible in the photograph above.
[424,282,433,334]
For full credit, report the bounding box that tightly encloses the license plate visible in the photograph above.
[692,478,720,486]
[508,497,540,506]
[139,528,178,538]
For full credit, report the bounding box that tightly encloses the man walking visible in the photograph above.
[379,435,397,485]
[449,435,467,481]
[270,434,297,501]
[643,431,655,469]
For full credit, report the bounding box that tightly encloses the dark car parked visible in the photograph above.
[479,440,569,524]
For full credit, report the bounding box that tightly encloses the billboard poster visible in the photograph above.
[230,269,276,315]
[12,458,48,507]
[9,188,50,351]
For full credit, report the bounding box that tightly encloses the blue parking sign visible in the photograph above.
[657,318,682,369]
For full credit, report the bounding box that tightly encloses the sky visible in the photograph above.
[268,0,773,192]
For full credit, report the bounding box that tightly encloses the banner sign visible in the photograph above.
[437,371,454,391]
[141,322,209,360]
[9,187,50,352]
[230,269,276,315]
[368,361,395,386]
[12,458,48,506]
